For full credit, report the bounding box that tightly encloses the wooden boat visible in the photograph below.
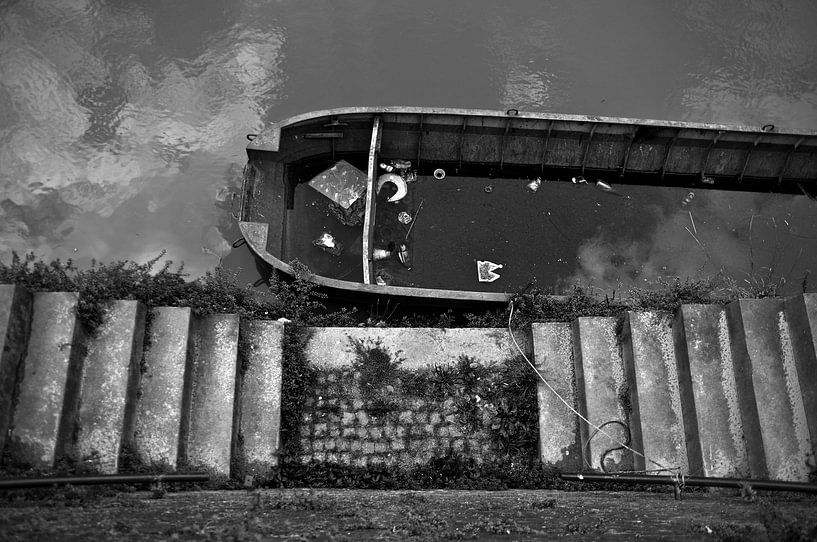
[238,106,817,304]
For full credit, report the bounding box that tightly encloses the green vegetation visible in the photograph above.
[0,252,356,334]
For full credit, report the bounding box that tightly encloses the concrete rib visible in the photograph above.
[7,292,83,468]
[622,311,688,475]
[727,299,812,481]
[531,322,580,470]
[0,285,32,454]
[672,305,749,478]
[133,307,192,468]
[783,294,817,463]
[76,301,146,473]
[234,320,284,479]
[182,314,239,477]
[572,317,632,472]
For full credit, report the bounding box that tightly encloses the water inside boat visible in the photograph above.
[276,157,817,295]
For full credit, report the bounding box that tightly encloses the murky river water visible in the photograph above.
[1,0,816,295]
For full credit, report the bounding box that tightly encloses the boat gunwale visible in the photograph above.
[238,221,518,303]
[248,106,817,154]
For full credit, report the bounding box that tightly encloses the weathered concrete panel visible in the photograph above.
[302,327,531,370]
[7,292,83,468]
[621,311,688,475]
[181,314,239,477]
[76,301,146,473]
[572,317,632,471]
[234,320,284,479]
[672,305,749,478]
[784,294,817,462]
[531,323,580,470]
[0,284,32,454]
[728,299,812,481]
[133,307,192,468]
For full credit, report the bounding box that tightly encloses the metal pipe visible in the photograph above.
[560,473,817,494]
[0,473,209,490]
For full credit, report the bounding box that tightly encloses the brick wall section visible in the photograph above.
[296,368,499,468]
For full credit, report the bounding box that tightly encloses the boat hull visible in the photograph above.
[240,106,817,303]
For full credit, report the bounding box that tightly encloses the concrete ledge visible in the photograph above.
[672,305,749,478]
[234,320,284,479]
[621,311,688,474]
[784,294,817,462]
[531,323,580,471]
[302,327,531,369]
[133,307,192,468]
[728,299,812,481]
[572,317,632,472]
[7,292,84,468]
[76,301,146,473]
[181,314,239,477]
[0,284,33,454]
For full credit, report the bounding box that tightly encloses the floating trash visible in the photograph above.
[484,185,493,193]
[398,211,412,224]
[375,275,387,286]
[379,162,394,172]
[526,178,542,192]
[392,159,412,170]
[404,170,418,183]
[571,175,588,184]
[312,232,343,256]
[681,191,695,206]
[373,247,393,260]
[397,243,412,269]
[701,177,715,185]
[594,180,631,199]
[477,260,503,283]
[433,168,446,180]
[377,173,408,202]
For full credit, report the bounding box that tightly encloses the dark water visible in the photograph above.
[1,0,816,295]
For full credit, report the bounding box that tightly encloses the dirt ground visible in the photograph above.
[1,487,816,541]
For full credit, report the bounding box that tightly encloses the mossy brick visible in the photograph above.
[350,441,362,452]
[398,411,413,423]
[7,292,84,468]
[784,293,817,462]
[234,319,284,478]
[531,322,581,471]
[314,422,328,436]
[180,314,239,477]
[429,412,441,425]
[672,305,749,478]
[374,442,388,453]
[621,312,689,475]
[0,284,32,454]
[133,307,191,469]
[573,317,633,471]
[727,299,812,481]
[342,427,356,437]
[342,412,356,425]
[356,410,369,425]
[76,301,146,473]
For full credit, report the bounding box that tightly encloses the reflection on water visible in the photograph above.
[0,0,815,295]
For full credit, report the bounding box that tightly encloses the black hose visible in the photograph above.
[0,473,209,490]
[560,472,817,494]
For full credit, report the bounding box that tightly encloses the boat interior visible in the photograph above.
[240,108,817,299]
